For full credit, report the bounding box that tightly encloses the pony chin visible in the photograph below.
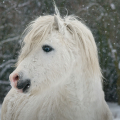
[16,88,23,93]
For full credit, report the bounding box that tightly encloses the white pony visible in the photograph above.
[1,6,113,120]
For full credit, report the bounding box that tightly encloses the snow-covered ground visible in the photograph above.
[0,104,1,120]
[108,102,120,120]
[0,102,120,120]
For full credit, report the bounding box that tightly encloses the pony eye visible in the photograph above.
[42,45,54,52]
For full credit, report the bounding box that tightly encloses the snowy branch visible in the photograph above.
[0,36,20,46]
[0,80,10,85]
[18,1,33,8]
[0,63,15,77]
[77,3,103,13]
[108,39,116,60]
[0,54,12,59]
[0,59,16,68]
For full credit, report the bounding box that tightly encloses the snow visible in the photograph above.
[110,3,116,10]
[0,104,1,120]
[0,102,120,120]
[108,102,120,120]
[119,62,120,69]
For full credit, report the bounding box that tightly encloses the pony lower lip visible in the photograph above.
[17,89,23,93]
[16,84,31,93]
[23,84,31,93]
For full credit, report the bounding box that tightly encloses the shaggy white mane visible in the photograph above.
[17,9,101,79]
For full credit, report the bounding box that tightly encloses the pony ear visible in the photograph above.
[54,15,59,30]
[54,15,65,35]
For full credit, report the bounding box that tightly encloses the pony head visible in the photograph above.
[9,7,102,94]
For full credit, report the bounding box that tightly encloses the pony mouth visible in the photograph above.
[22,83,31,93]
[17,79,31,93]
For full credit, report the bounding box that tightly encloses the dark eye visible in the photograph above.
[42,45,54,52]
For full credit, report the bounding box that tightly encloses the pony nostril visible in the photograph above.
[9,72,21,88]
[9,73,19,83]
[14,75,19,81]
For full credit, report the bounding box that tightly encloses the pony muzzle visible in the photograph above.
[9,72,31,93]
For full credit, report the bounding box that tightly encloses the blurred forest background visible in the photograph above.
[0,0,120,104]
